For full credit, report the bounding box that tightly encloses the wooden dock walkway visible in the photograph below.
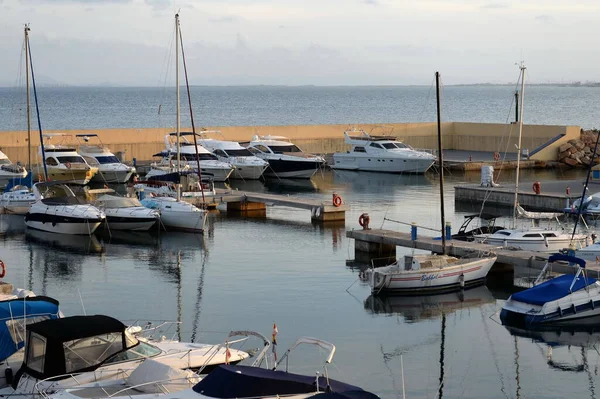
[346,228,600,275]
[184,189,349,222]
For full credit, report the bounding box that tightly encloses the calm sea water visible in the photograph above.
[1,85,600,131]
[0,168,597,399]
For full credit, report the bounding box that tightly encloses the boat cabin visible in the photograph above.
[18,315,162,381]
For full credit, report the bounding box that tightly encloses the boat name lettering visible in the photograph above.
[421,274,439,281]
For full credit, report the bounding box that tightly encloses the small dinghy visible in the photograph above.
[501,254,600,326]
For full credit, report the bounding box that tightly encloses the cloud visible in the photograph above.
[208,15,241,23]
[535,14,555,23]
[363,0,378,5]
[144,0,170,10]
[481,3,508,9]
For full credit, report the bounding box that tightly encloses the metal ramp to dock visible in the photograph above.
[184,189,349,223]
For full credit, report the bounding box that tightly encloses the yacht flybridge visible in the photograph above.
[76,134,135,184]
[244,135,325,179]
[36,134,98,185]
[332,129,436,173]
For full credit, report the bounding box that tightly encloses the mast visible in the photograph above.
[28,30,48,181]
[175,13,181,201]
[435,72,446,254]
[512,64,526,228]
[514,90,519,123]
[24,25,31,170]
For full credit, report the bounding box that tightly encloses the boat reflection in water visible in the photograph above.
[25,228,104,254]
[364,285,495,322]
[228,177,319,194]
[333,170,433,194]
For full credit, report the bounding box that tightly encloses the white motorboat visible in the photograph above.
[197,131,268,180]
[0,185,36,215]
[24,182,105,235]
[140,196,207,233]
[332,128,436,173]
[0,151,27,189]
[244,135,325,179]
[10,314,250,394]
[76,134,135,183]
[35,134,99,185]
[93,193,159,231]
[475,228,590,252]
[364,253,497,294]
[148,133,234,182]
[501,254,600,326]
[135,172,216,200]
[364,72,497,295]
[36,335,379,399]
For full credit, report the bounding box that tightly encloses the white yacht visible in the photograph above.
[147,133,234,182]
[0,151,27,188]
[332,129,436,173]
[92,192,159,231]
[76,134,135,183]
[197,131,268,180]
[140,196,207,233]
[475,228,590,252]
[36,134,98,185]
[244,135,325,179]
[24,182,105,235]
[135,172,216,200]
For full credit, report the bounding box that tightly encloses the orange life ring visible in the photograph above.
[532,181,541,194]
[0,260,6,278]
[332,194,343,207]
[359,213,370,229]
[493,152,501,161]
[65,162,72,169]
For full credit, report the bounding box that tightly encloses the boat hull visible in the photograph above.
[262,159,323,179]
[92,169,135,184]
[478,236,588,253]
[104,216,157,231]
[369,256,497,294]
[160,211,206,233]
[36,166,99,185]
[231,164,268,180]
[332,154,435,174]
[24,219,102,235]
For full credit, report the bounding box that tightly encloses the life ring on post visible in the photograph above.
[532,181,541,195]
[0,260,6,278]
[358,213,370,230]
[65,162,72,169]
[332,193,343,207]
[493,152,501,161]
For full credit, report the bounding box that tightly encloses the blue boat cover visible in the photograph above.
[4,171,33,192]
[192,365,375,398]
[511,274,597,306]
[0,296,60,361]
[548,254,586,268]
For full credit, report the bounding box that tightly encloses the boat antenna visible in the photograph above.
[28,31,48,181]
[435,72,446,255]
[570,129,600,242]
[175,13,181,201]
[178,19,206,204]
[512,63,526,229]
[24,24,32,171]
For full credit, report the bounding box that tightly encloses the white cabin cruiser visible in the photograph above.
[24,182,105,235]
[36,134,99,185]
[93,192,159,231]
[244,135,325,179]
[76,134,135,184]
[140,196,207,233]
[9,315,250,394]
[364,253,497,295]
[475,228,590,252]
[148,133,234,182]
[0,180,36,215]
[0,151,27,189]
[332,129,436,173]
[197,131,268,180]
[501,254,600,326]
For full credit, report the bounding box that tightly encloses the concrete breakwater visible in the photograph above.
[0,122,579,165]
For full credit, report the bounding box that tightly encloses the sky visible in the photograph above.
[0,0,599,86]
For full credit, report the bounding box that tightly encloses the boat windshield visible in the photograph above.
[224,148,253,157]
[392,142,413,150]
[268,145,301,153]
[95,155,121,164]
[104,340,162,364]
[57,156,86,164]
[61,332,133,373]
[0,159,11,165]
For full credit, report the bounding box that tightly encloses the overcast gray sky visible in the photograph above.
[0,0,598,86]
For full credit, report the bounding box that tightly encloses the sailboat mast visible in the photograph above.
[175,13,181,201]
[24,25,31,170]
[435,72,446,254]
[512,65,526,228]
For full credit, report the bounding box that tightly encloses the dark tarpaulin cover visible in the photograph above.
[27,314,125,342]
[192,365,371,398]
[511,274,597,306]
[0,296,60,361]
[307,391,381,399]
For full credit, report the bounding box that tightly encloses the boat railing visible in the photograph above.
[124,320,181,342]
[35,367,136,399]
